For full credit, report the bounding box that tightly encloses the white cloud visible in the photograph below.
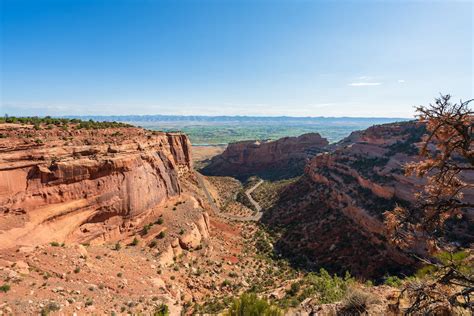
[398,79,405,83]
[348,82,382,87]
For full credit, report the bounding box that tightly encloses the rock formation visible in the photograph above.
[201,133,329,180]
[262,121,473,278]
[0,123,199,248]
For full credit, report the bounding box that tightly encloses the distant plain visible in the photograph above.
[107,116,409,145]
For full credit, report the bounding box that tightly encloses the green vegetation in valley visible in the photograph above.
[252,178,299,210]
[147,123,380,144]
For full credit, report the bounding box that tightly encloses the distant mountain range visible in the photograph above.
[63,115,410,125]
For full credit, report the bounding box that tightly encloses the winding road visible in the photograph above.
[196,172,264,222]
[244,179,264,220]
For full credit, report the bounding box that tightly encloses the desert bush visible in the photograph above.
[384,275,403,287]
[303,269,353,304]
[153,303,169,316]
[225,293,283,316]
[340,288,379,314]
[131,237,139,246]
[0,284,10,293]
[40,302,60,316]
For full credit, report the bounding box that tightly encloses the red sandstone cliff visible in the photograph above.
[263,121,473,278]
[201,133,329,180]
[0,123,198,248]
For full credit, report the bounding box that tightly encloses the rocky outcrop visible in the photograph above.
[201,133,329,180]
[0,124,194,249]
[263,121,473,278]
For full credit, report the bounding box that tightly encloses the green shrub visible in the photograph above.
[384,275,403,287]
[157,231,165,239]
[131,237,139,246]
[156,218,164,225]
[114,242,121,251]
[153,303,169,316]
[0,284,10,293]
[282,268,353,306]
[225,293,283,316]
[222,279,232,287]
[50,241,60,247]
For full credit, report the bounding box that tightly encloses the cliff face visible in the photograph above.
[262,121,474,278]
[201,133,329,180]
[0,124,194,248]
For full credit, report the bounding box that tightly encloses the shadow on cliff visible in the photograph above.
[259,175,418,282]
[200,158,309,182]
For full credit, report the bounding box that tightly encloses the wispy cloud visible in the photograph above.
[398,79,405,83]
[348,82,382,87]
[308,103,335,108]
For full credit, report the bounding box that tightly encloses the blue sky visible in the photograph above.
[1,0,472,117]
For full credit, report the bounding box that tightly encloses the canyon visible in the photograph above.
[261,121,473,278]
[0,119,471,315]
